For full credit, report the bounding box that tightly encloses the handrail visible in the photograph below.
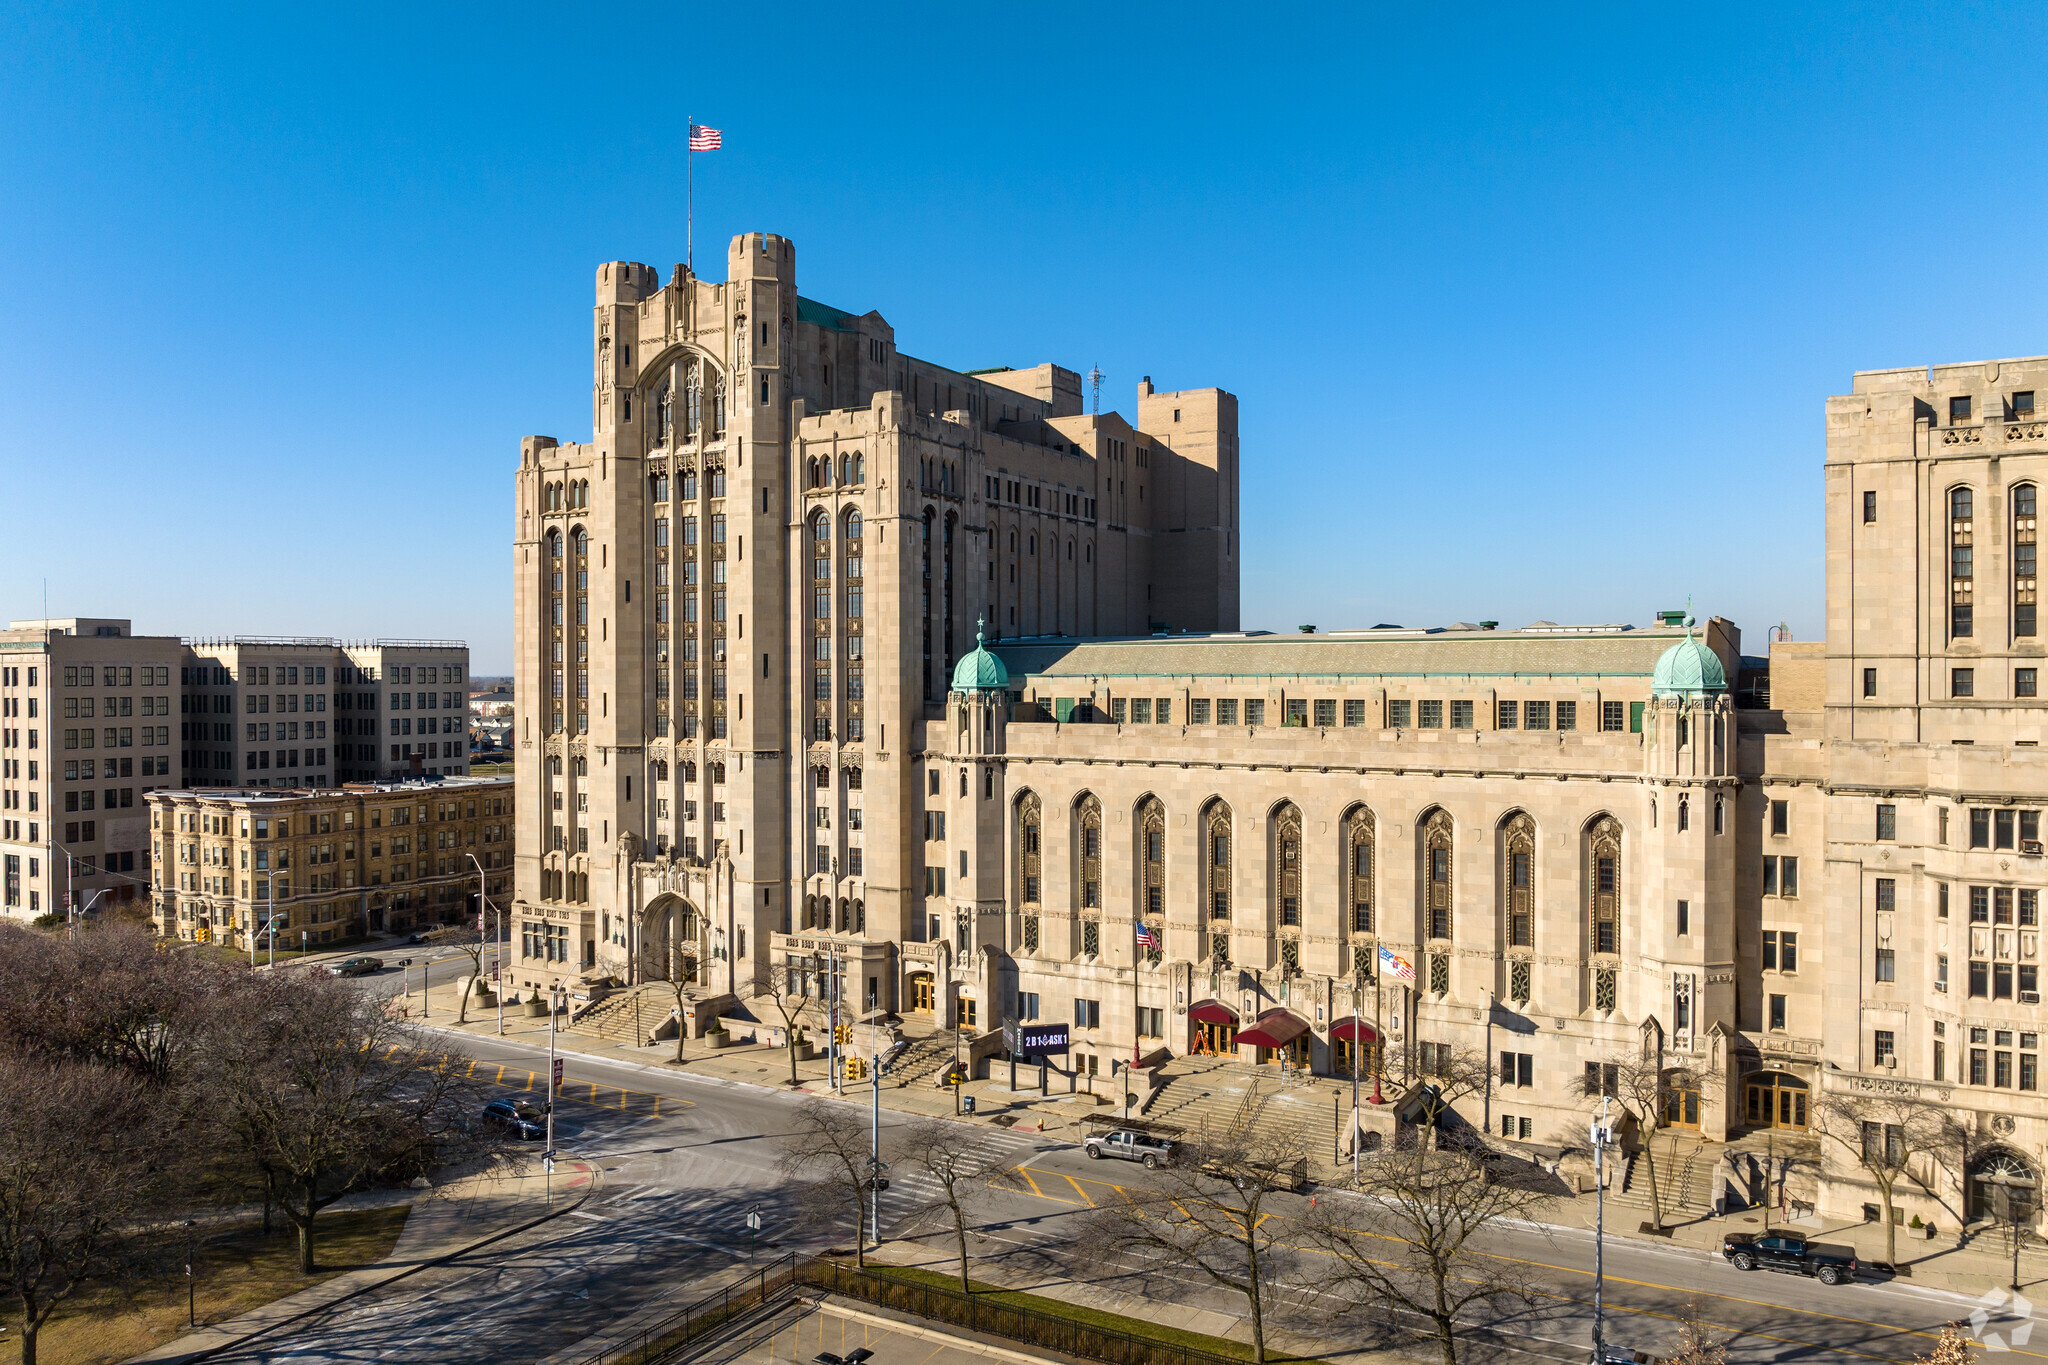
[574,1252,797,1365]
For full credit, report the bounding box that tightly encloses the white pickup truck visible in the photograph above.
[1083,1128,1179,1169]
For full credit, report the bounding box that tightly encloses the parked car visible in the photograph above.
[1084,1128,1179,1169]
[336,956,383,977]
[406,932,430,945]
[1721,1232,1859,1284]
[482,1099,546,1140]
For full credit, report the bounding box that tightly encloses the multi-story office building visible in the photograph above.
[505,234,2048,1231]
[0,618,186,920]
[147,774,513,945]
[181,637,472,788]
[511,235,1236,994]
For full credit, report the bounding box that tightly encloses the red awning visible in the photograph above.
[1236,1009,1310,1049]
[1329,1016,1379,1044]
[1188,999,1239,1025]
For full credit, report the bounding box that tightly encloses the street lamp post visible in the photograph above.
[466,853,502,1035]
[184,1219,198,1327]
[1591,1099,1614,1365]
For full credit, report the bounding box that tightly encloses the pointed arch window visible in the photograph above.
[1019,794,1042,907]
[1345,808,1375,980]
[1139,797,1166,922]
[1424,810,1454,942]
[2018,484,2038,638]
[1504,814,1535,950]
[1588,816,1622,957]
[1077,794,1102,915]
[1275,804,1303,928]
[1952,487,1976,639]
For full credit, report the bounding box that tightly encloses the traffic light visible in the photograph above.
[194,926,212,943]
[834,1024,853,1046]
[845,1056,867,1081]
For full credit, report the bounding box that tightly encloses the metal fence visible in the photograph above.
[800,1260,1248,1365]
[574,1253,797,1365]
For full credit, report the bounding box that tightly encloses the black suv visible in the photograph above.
[1721,1232,1858,1285]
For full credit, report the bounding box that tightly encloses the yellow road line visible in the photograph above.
[1062,1174,1095,1207]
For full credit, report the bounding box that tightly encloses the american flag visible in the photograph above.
[1378,945,1416,983]
[1134,920,1159,950]
[689,125,722,151]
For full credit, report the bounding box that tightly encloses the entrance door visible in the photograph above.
[1662,1078,1702,1129]
[910,976,935,1013]
[1198,1020,1238,1054]
[1742,1073,1808,1130]
[1333,1039,1383,1079]
[1971,1150,2040,1224]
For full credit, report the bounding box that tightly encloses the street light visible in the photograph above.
[1590,1099,1616,1365]
[184,1219,198,1327]
[466,853,503,1036]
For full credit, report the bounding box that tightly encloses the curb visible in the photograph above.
[136,1160,603,1365]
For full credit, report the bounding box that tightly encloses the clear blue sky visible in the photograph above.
[6,4,2047,672]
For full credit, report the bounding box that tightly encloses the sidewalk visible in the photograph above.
[125,1153,600,1364]
[399,974,1114,1138]
[398,976,2046,1300]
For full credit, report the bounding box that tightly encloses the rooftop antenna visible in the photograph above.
[1088,365,1103,416]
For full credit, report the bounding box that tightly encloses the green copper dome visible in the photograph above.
[951,619,1010,693]
[1652,622,1727,698]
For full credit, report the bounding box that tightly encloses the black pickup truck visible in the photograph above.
[1721,1232,1859,1285]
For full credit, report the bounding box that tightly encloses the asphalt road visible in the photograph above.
[226,971,2048,1365]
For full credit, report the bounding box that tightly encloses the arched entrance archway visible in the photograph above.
[907,972,935,1014]
[1970,1147,2039,1225]
[642,896,699,985]
[1742,1072,1809,1130]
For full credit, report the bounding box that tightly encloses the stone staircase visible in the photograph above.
[1142,1058,1341,1175]
[884,1028,962,1087]
[1612,1135,1717,1221]
[566,985,670,1046]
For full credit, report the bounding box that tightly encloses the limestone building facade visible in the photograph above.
[506,231,2048,1233]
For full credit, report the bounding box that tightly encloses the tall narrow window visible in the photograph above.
[1588,816,1622,957]
[1504,814,1535,949]
[1019,792,1041,952]
[1275,803,1303,932]
[1424,810,1453,942]
[1206,801,1232,922]
[1952,487,1975,639]
[1139,797,1166,931]
[1345,806,1375,943]
[2017,484,2038,637]
[1077,794,1102,914]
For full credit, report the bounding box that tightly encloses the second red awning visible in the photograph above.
[1188,999,1239,1025]
[1235,1009,1310,1049]
[1329,1016,1379,1044]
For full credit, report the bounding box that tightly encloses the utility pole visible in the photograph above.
[1592,1099,1613,1365]
[870,1050,883,1249]
[467,854,501,1035]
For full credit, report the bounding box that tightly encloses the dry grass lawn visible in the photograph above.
[11,1204,410,1365]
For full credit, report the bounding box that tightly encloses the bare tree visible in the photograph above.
[1087,1089,1304,1364]
[1408,1044,1493,1150]
[1299,1134,1548,1365]
[896,1116,1026,1291]
[0,1054,160,1365]
[1573,1050,1710,1231]
[1913,1323,1976,1364]
[751,959,818,1086]
[424,920,489,1024]
[778,1098,876,1267]
[197,972,482,1272]
[1664,1300,1729,1365]
[0,920,227,1085]
[1812,1090,1952,1268]
[642,935,697,1064]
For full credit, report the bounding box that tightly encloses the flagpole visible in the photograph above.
[1372,960,1385,1105]
[1131,920,1142,1072]
[687,114,694,275]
